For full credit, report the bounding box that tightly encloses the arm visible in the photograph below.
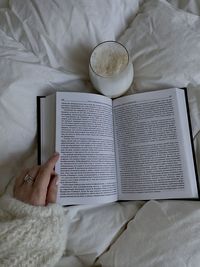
[0,153,66,267]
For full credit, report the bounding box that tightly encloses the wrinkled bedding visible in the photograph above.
[1,0,200,266]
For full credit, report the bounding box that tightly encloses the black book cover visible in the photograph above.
[37,96,45,165]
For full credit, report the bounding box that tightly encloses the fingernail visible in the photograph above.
[53,152,59,157]
[55,176,60,186]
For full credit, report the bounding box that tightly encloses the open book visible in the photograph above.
[37,88,199,205]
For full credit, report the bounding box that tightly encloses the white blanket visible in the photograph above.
[1,1,200,266]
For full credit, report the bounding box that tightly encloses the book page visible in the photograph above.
[113,88,198,200]
[40,95,56,164]
[175,89,198,197]
[55,92,117,205]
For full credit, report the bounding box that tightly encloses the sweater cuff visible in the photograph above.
[0,193,64,218]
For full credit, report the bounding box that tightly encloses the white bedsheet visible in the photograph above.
[98,199,200,267]
[1,1,200,266]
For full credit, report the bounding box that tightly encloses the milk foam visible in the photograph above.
[90,42,128,77]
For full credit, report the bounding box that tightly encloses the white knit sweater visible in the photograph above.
[0,193,66,267]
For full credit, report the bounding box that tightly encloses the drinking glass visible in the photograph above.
[89,41,134,98]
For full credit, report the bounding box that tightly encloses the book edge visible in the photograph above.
[182,87,200,199]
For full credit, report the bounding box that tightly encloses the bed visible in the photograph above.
[1,0,200,266]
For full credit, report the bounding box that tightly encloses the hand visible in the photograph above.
[13,153,60,206]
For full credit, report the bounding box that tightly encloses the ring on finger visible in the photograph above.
[22,166,40,186]
[23,174,35,185]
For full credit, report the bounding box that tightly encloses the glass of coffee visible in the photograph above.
[89,41,134,98]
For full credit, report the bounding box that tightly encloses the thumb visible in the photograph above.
[46,175,59,204]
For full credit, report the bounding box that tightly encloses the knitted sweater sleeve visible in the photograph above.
[0,193,66,267]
